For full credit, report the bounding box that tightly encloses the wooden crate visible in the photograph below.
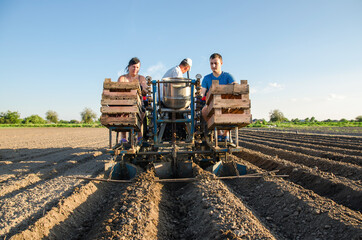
[100,78,143,131]
[205,80,252,129]
[100,113,142,131]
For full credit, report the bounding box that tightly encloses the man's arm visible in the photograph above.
[200,74,209,97]
[201,87,207,98]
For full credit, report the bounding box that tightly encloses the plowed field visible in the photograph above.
[1,128,361,239]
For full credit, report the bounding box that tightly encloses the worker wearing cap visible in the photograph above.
[163,58,192,79]
[201,53,235,141]
[160,58,192,102]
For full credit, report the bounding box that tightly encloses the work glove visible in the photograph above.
[200,96,206,107]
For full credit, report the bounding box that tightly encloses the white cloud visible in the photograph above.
[145,62,167,80]
[326,93,346,101]
[287,97,314,103]
[258,82,285,93]
[268,82,283,89]
[302,97,313,102]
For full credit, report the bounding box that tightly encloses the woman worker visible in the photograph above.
[118,57,148,143]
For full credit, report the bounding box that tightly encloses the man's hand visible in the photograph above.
[141,89,147,96]
[200,96,206,106]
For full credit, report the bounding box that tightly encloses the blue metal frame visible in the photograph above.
[151,78,196,145]
[190,79,195,139]
[152,80,158,144]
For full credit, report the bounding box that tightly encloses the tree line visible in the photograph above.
[1,108,361,126]
[264,109,362,123]
[0,108,97,124]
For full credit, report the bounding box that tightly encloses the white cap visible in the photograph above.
[185,58,192,68]
[183,58,192,68]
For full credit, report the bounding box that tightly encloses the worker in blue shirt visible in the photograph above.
[201,53,236,141]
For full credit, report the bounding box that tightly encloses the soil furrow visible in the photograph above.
[244,127,362,137]
[85,167,277,240]
[0,128,108,148]
[239,134,362,166]
[243,129,362,143]
[237,138,362,182]
[0,134,106,148]
[241,131,362,158]
[241,129,362,150]
[0,139,107,164]
[234,149,362,212]
[0,147,72,163]
[83,171,162,240]
[10,177,124,240]
[0,147,104,183]
[0,154,108,238]
[2,128,361,239]
[225,155,362,239]
[0,150,104,198]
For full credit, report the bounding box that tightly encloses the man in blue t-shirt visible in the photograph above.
[201,53,236,141]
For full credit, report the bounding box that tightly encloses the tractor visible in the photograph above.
[100,74,251,180]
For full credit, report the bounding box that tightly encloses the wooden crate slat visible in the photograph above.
[205,95,251,117]
[103,80,140,90]
[205,80,249,103]
[207,93,250,105]
[100,114,142,131]
[102,89,139,98]
[101,98,140,107]
[100,114,140,122]
[206,94,214,106]
[206,90,249,106]
[100,106,141,114]
[102,78,142,95]
[207,113,252,129]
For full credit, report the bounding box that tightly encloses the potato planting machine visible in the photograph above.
[100,74,252,180]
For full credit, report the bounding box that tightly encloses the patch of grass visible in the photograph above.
[249,121,362,128]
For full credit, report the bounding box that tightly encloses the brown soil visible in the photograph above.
[1,128,361,239]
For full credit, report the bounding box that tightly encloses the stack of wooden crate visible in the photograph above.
[100,78,143,131]
[205,80,251,129]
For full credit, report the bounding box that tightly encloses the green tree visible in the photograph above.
[0,111,22,124]
[291,118,300,123]
[69,119,80,124]
[80,108,97,123]
[23,115,46,124]
[269,109,286,122]
[310,116,316,122]
[356,116,362,122]
[46,110,58,123]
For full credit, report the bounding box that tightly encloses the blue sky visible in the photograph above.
[1,0,361,121]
